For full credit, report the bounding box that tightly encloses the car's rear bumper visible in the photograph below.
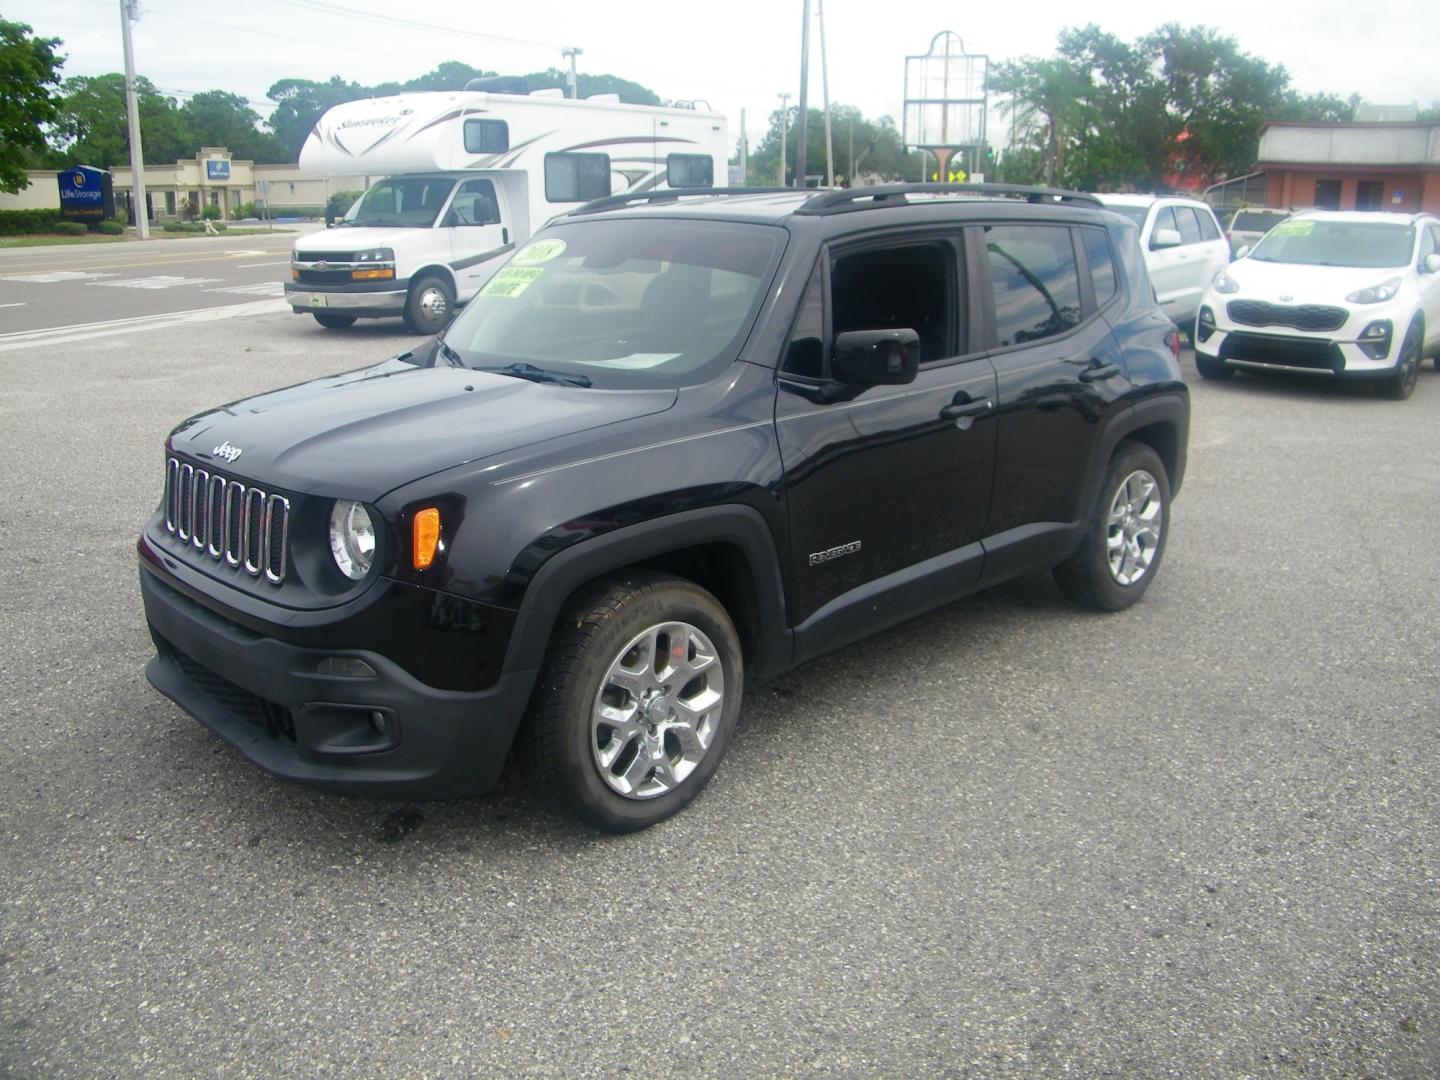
[140,563,537,799]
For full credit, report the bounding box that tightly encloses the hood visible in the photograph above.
[168,357,677,499]
[1226,258,1403,303]
[293,227,425,253]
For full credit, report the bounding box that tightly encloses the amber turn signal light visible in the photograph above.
[412,507,441,570]
[350,268,395,281]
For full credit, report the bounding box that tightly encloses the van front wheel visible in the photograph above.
[404,275,454,334]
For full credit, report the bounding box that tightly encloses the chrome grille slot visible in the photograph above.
[191,469,209,549]
[163,456,290,585]
[243,488,266,576]
[206,475,226,558]
[177,464,194,541]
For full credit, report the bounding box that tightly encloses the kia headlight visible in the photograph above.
[1212,271,1240,295]
[353,248,394,263]
[1345,278,1401,304]
[329,500,376,580]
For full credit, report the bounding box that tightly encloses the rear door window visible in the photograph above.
[1196,207,1221,241]
[984,224,1082,347]
[1175,207,1202,246]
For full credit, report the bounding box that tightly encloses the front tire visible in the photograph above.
[312,313,356,329]
[403,274,455,334]
[523,572,743,833]
[1055,441,1171,612]
[1377,320,1421,400]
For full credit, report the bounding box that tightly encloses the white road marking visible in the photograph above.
[208,282,285,296]
[0,302,26,308]
[224,250,268,257]
[94,275,224,290]
[4,270,119,284]
[236,261,291,268]
[0,298,289,353]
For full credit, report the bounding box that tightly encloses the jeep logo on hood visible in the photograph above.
[213,442,243,464]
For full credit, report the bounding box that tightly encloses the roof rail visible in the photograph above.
[795,182,1103,214]
[568,187,801,216]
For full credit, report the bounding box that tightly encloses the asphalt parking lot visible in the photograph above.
[2,285,1438,1076]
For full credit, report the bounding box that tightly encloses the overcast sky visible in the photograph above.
[11,0,1439,156]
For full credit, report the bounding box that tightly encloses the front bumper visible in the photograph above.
[285,280,408,318]
[140,563,538,799]
[1194,301,1402,379]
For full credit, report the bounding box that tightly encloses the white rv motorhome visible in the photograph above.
[285,83,729,333]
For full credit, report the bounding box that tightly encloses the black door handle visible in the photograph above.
[940,398,992,420]
[1079,362,1121,383]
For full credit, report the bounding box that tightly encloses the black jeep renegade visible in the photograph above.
[138,184,1189,832]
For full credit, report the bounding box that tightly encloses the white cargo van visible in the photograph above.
[286,82,729,333]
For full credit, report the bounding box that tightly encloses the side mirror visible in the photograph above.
[1423,252,1440,274]
[831,328,920,386]
[1150,227,1182,250]
[1234,244,1252,260]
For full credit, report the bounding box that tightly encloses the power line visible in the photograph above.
[264,0,564,52]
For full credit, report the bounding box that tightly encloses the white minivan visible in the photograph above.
[1095,194,1230,332]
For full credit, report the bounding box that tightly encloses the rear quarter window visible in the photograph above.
[985,224,1082,347]
[1081,227,1118,308]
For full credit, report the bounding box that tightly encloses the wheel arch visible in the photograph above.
[409,264,458,297]
[501,505,793,685]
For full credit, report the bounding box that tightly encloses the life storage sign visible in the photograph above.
[58,166,115,223]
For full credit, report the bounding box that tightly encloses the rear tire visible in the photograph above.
[1377,320,1421,400]
[523,571,743,833]
[312,313,356,329]
[1055,441,1171,612]
[403,274,454,334]
[1194,353,1233,380]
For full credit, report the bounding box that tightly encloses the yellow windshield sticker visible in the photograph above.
[1271,220,1314,236]
[480,266,544,299]
[512,239,567,265]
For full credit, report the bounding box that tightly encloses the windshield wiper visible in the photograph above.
[478,361,592,388]
[435,338,464,367]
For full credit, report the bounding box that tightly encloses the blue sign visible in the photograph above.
[206,159,231,180]
[58,165,114,222]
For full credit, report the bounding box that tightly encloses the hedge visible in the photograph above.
[0,208,65,235]
[96,219,126,235]
[52,221,88,236]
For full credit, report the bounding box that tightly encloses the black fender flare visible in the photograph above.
[500,505,793,681]
[1081,392,1190,518]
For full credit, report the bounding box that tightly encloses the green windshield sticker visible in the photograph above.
[480,266,544,299]
[1271,220,1314,236]
[512,239,567,265]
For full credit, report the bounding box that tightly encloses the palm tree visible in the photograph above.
[993,59,1089,186]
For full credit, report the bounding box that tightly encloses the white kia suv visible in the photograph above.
[1194,211,1440,400]
[1095,194,1230,331]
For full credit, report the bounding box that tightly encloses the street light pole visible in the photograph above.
[777,92,790,186]
[119,0,149,239]
[561,47,582,99]
[795,0,811,189]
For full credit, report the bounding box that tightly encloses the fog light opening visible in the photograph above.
[1357,321,1392,360]
[317,656,377,678]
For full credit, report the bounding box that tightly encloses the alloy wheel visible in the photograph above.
[1106,470,1163,586]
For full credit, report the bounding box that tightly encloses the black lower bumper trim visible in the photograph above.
[141,566,538,799]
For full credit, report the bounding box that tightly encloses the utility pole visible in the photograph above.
[561,47,582,99]
[777,92,790,186]
[795,0,811,188]
[739,107,747,186]
[119,0,149,239]
[818,0,833,187]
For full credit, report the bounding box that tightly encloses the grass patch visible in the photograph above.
[0,228,280,249]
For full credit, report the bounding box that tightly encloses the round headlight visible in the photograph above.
[329,500,376,580]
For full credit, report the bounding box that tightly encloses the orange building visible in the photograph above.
[1257,121,1440,212]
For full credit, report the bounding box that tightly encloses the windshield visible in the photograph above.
[1230,211,1286,232]
[1102,204,1149,229]
[1249,219,1415,267]
[344,177,455,228]
[442,218,785,389]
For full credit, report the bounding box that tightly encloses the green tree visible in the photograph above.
[747,105,922,186]
[179,90,284,162]
[991,58,1090,186]
[266,75,365,161]
[51,73,190,168]
[0,19,64,193]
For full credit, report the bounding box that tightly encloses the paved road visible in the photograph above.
[0,228,319,336]
[1,310,1437,1077]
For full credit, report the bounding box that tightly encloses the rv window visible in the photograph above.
[463,119,509,155]
[667,154,713,188]
[545,153,612,202]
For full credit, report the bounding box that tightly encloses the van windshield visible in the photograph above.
[1249,220,1415,268]
[344,177,455,227]
[443,218,785,388]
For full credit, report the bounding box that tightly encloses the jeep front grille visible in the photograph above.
[164,457,289,583]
